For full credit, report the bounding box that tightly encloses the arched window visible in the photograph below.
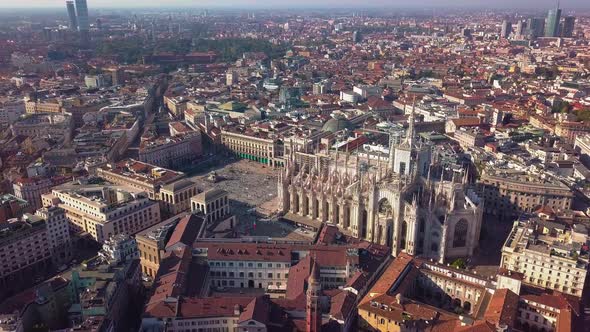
[293,193,299,213]
[361,210,368,238]
[400,221,408,249]
[453,219,469,248]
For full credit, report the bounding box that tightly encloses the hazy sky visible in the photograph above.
[0,0,588,9]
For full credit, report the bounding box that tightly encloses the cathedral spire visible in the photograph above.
[356,153,360,178]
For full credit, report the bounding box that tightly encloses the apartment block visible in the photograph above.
[13,176,70,210]
[136,213,205,278]
[96,159,197,215]
[35,205,72,265]
[479,170,573,217]
[0,214,52,298]
[138,132,202,170]
[44,185,160,243]
[501,218,588,297]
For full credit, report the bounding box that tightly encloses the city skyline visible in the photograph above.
[0,0,589,331]
[2,0,590,9]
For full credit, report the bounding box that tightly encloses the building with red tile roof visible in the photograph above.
[142,236,389,332]
[358,253,582,332]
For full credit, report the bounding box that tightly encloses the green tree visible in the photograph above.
[575,109,590,122]
[451,258,467,269]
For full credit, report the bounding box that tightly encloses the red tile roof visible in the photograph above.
[238,296,270,324]
[166,214,205,249]
[329,290,356,321]
[483,289,519,328]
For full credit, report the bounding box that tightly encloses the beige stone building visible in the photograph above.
[136,213,205,278]
[190,188,231,224]
[96,159,198,215]
[501,219,588,297]
[453,128,486,148]
[138,132,202,169]
[160,179,200,215]
[555,120,590,143]
[479,170,573,218]
[24,98,63,114]
[35,205,72,265]
[10,113,72,143]
[574,134,590,167]
[43,185,160,243]
[164,96,188,118]
[221,129,284,167]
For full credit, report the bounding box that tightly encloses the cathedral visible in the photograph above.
[277,109,484,263]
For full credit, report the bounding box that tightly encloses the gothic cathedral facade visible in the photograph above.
[277,111,483,263]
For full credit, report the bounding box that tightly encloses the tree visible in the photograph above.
[451,258,467,269]
[575,109,590,122]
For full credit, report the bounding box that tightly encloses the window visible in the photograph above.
[453,219,468,248]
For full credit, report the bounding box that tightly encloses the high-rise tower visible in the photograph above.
[545,2,562,37]
[562,16,575,37]
[75,0,90,46]
[66,1,78,30]
[500,19,512,39]
[527,17,545,39]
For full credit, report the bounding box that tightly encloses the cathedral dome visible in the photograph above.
[322,117,352,133]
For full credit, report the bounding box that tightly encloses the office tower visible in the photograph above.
[515,20,526,39]
[43,27,53,41]
[501,19,512,39]
[151,21,157,42]
[527,17,545,39]
[75,0,90,45]
[66,1,77,30]
[545,6,562,37]
[352,30,361,43]
[562,16,575,37]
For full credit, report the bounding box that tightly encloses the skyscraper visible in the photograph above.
[75,0,90,45]
[500,19,512,39]
[66,1,77,30]
[515,20,526,39]
[562,16,575,38]
[527,17,545,39]
[545,5,562,37]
